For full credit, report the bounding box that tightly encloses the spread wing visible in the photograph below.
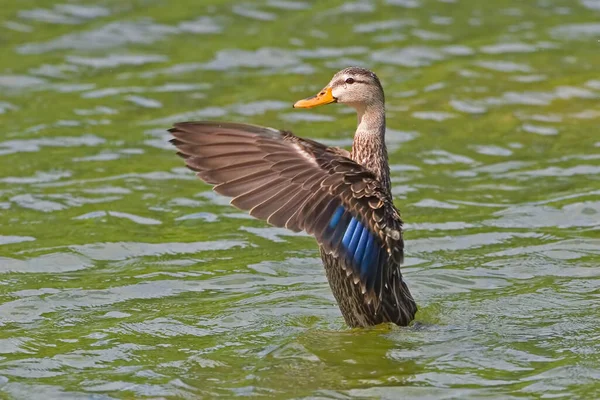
[169,121,404,304]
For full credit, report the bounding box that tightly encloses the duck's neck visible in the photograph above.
[350,103,391,193]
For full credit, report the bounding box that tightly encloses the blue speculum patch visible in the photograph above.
[328,206,378,277]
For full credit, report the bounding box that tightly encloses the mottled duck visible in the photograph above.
[169,67,417,327]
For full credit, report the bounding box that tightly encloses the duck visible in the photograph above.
[169,67,417,328]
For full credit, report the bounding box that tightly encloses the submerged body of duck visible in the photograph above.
[169,67,417,327]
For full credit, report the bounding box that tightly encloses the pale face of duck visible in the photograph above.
[293,67,384,111]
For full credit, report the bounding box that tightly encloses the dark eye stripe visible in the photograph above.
[334,78,369,87]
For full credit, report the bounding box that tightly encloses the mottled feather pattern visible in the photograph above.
[169,121,416,326]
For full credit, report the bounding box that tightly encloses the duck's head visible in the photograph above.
[293,67,384,111]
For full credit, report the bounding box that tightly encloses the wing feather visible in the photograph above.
[169,121,406,305]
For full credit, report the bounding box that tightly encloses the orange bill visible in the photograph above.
[293,86,336,108]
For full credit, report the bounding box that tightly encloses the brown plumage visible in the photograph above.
[169,67,417,327]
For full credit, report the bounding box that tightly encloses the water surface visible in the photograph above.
[0,0,599,399]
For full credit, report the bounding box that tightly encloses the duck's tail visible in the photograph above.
[378,269,417,326]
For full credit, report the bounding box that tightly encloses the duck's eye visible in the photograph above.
[345,77,355,84]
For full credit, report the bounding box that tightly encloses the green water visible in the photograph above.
[0,0,599,398]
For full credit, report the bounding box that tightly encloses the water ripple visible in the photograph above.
[1,1,599,398]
